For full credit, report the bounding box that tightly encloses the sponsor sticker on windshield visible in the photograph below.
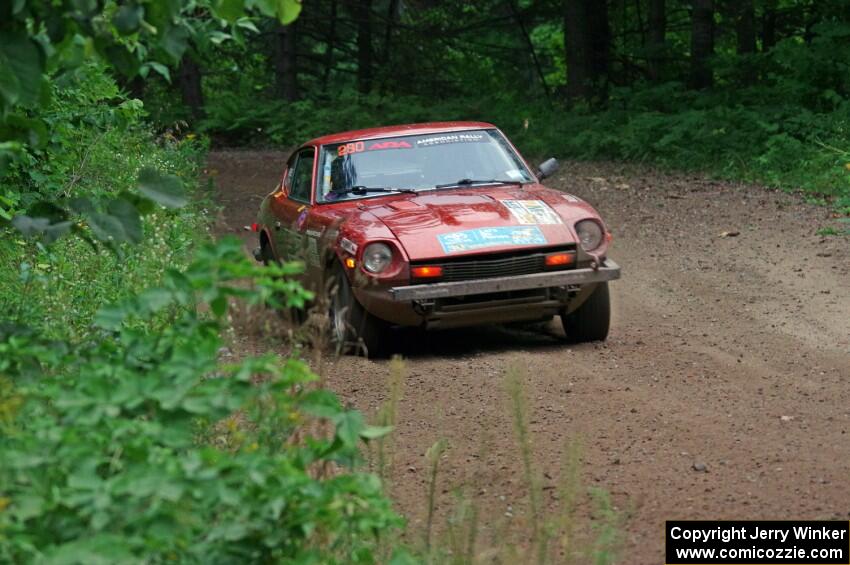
[501,200,563,225]
[416,132,486,147]
[438,226,547,253]
[368,140,412,151]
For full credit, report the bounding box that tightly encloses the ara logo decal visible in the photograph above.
[368,140,413,151]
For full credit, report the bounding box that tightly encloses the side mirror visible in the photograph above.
[537,157,559,180]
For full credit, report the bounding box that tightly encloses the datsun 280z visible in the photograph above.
[254,122,621,356]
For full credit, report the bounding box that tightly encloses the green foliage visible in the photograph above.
[0,238,401,563]
[817,218,850,236]
[1,26,405,560]
[0,61,201,252]
[1,3,410,563]
[0,64,209,340]
[543,85,850,199]
[0,0,302,164]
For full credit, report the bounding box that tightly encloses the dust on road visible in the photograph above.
[209,149,849,564]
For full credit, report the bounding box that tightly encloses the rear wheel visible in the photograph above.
[329,264,390,358]
[560,282,611,343]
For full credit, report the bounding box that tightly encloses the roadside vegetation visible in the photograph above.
[0,64,208,340]
[1,1,407,562]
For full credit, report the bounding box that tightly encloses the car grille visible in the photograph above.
[411,247,575,284]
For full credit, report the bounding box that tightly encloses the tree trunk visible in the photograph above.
[382,0,399,63]
[274,22,298,101]
[689,0,714,89]
[648,0,665,81]
[586,0,610,97]
[761,1,777,51]
[322,0,338,93]
[564,0,589,100]
[736,0,756,54]
[565,0,608,101]
[178,55,205,122]
[355,0,373,95]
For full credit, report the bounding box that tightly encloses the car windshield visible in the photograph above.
[317,129,533,202]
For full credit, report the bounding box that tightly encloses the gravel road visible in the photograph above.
[209,150,849,563]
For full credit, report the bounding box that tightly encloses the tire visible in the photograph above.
[560,282,611,343]
[329,264,390,358]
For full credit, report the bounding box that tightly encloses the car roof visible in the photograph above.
[303,121,498,147]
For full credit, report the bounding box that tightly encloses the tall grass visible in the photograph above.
[373,356,406,481]
[505,365,546,560]
[425,438,450,553]
[374,359,626,564]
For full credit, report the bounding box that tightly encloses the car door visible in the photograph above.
[269,147,316,265]
[271,147,317,287]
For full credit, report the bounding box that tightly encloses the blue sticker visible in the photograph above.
[296,209,308,229]
[438,226,547,253]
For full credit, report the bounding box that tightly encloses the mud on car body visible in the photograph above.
[254,121,620,356]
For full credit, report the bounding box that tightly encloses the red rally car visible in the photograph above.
[254,122,620,356]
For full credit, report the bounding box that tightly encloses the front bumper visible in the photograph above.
[388,259,621,301]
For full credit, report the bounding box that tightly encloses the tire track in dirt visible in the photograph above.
[209,150,849,563]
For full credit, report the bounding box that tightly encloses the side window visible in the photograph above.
[290,148,315,203]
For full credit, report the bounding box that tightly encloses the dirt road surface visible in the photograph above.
[209,150,849,563]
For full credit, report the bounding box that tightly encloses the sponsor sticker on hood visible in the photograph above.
[438,226,547,253]
[501,200,563,225]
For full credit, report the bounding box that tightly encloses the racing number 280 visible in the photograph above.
[338,141,365,156]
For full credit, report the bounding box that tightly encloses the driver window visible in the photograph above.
[290,148,315,203]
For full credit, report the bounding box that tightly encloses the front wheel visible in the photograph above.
[329,264,390,358]
[560,282,611,343]
[261,239,307,324]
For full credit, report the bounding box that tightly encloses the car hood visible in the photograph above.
[360,185,588,261]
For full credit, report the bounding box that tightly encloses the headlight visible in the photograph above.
[575,220,604,251]
[362,243,393,273]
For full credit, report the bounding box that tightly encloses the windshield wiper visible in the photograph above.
[434,178,526,190]
[333,185,417,196]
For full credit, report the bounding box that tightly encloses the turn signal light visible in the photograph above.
[411,265,443,278]
[545,252,575,267]
[344,257,356,269]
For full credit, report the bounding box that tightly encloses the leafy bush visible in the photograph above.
[0,238,403,563]
[0,64,211,340]
[1,61,407,564]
